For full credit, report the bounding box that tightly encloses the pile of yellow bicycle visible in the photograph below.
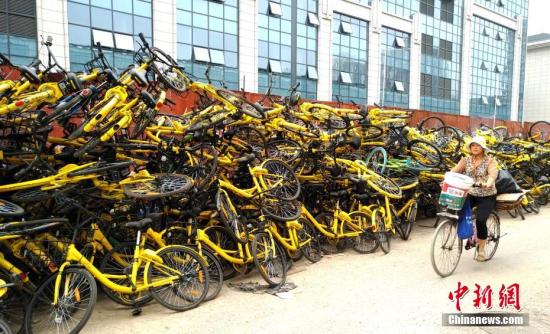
[0,34,549,333]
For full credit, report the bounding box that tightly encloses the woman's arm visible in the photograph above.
[484,157,498,188]
[451,157,466,173]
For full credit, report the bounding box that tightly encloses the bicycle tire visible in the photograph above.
[252,232,287,287]
[0,199,24,217]
[185,109,232,133]
[123,173,193,199]
[67,160,132,177]
[146,245,209,311]
[99,242,154,307]
[131,107,157,139]
[266,139,303,164]
[203,226,239,280]
[408,139,443,168]
[217,89,265,119]
[417,116,445,131]
[150,47,188,93]
[508,209,518,218]
[216,189,248,244]
[231,125,268,158]
[372,209,390,254]
[434,126,463,157]
[348,211,378,254]
[315,212,345,254]
[0,317,13,334]
[430,218,462,277]
[262,198,302,222]
[366,172,402,199]
[259,159,301,201]
[364,147,387,174]
[298,218,323,263]
[346,124,384,140]
[177,144,218,190]
[401,201,417,240]
[25,267,97,334]
[485,212,500,261]
[528,121,550,144]
[195,247,223,301]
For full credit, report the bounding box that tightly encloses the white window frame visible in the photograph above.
[481,96,489,105]
[307,12,319,26]
[495,97,502,106]
[340,72,352,84]
[193,47,211,63]
[92,29,114,48]
[340,22,352,34]
[268,59,282,73]
[394,81,405,92]
[307,66,318,80]
[268,2,283,17]
[209,49,225,65]
[114,33,135,51]
[394,37,405,48]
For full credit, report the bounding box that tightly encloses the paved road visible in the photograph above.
[84,207,550,334]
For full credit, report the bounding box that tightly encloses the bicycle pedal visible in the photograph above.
[131,307,142,316]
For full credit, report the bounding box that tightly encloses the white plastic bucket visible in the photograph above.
[438,172,474,210]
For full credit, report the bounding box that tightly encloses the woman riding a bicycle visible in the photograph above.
[451,135,498,262]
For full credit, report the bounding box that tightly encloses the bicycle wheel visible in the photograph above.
[266,139,303,164]
[216,189,248,243]
[0,318,12,334]
[150,47,188,93]
[25,267,97,334]
[314,212,345,254]
[434,126,463,156]
[430,219,462,277]
[99,242,153,307]
[10,188,51,203]
[508,209,518,218]
[348,211,378,254]
[231,125,268,158]
[401,201,417,241]
[372,209,390,254]
[298,218,323,263]
[123,173,193,199]
[185,109,232,133]
[0,199,24,217]
[178,144,218,190]
[196,247,223,301]
[203,226,238,280]
[528,121,550,144]
[364,147,387,174]
[251,232,287,287]
[67,160,132,177]
[366,172,402,199]
[417,116,445,131]
[346,124,384,140]
[408,139,442,168]
[259,159,301,200]
[262,198,302,222]
[146,245,209,311]
[131,107,157,139]
[217,89,265,119]
[485,212,500,261]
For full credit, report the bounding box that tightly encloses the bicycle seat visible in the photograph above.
[140,91,156,108]
[0,199,25,218]
[18,65,40,84]
[66,72,83,92]
[125,218,153,229]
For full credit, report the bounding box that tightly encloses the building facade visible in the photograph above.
[524,33,550,122]
[0,0,529,120]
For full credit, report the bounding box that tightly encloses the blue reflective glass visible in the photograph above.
[91,0,111,9]
[133,0,151,17]
[177,25,192,44]
[68,2,90,25]
[113,0,132,13]
[69,24,91,46]
[209,31,223,49]
[224,34,237,52]
[113,12,133,34]
[91,7,112,30]
[192,27,208,47]
[134,16,152,37]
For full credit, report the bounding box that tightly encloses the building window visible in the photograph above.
[421,73,432,96]
[259,0,318,99]
[439,38,453,61]
[268,2,283,17]
[381,26,410,108]
[381,0,420,18]
[0,0,37,66]
[440,0,454,24]
[421,34,433,55]
[420,0,463,113]
[177,0,239,90]
[67,0,152,72]
[420,0,434,17]
[469,16,515,119]
[332,13,368,103]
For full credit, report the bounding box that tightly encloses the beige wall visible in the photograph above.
[524,45,550,122]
